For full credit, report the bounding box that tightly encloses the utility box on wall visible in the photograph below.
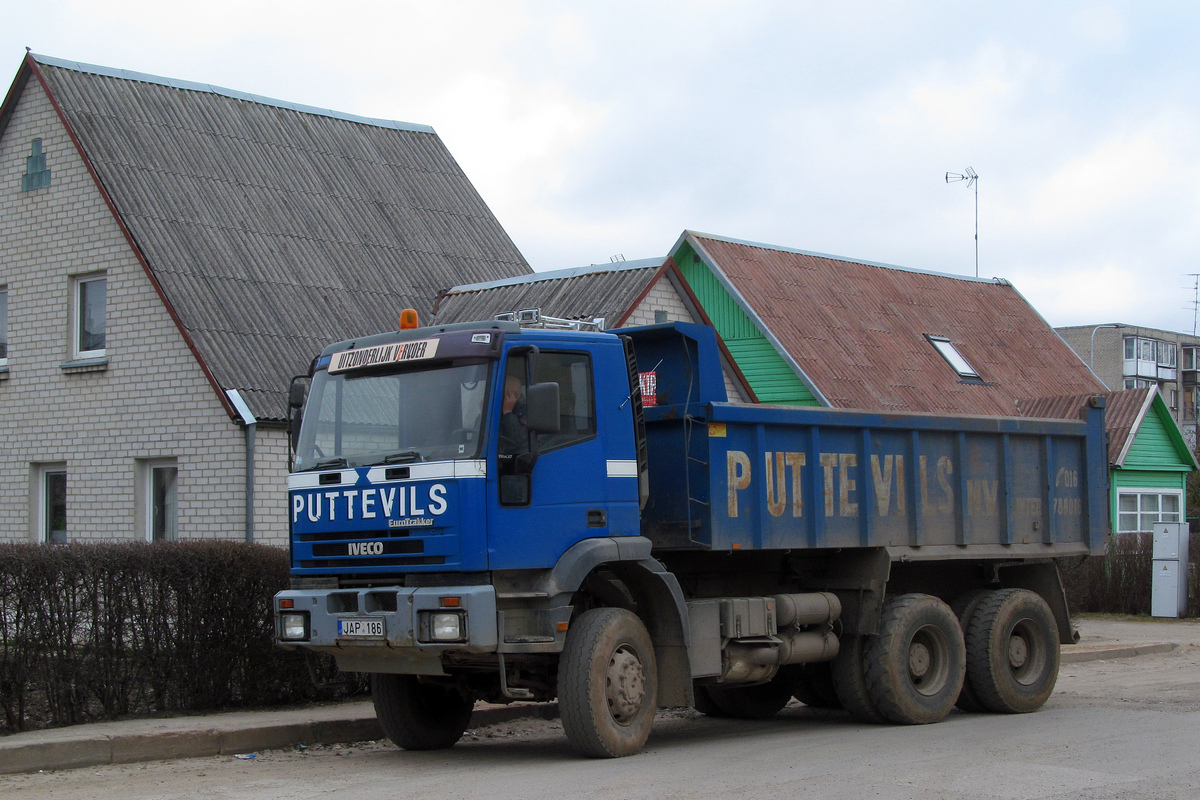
[1152,522,1190,618]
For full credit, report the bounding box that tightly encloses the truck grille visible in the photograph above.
[300,555,446,569]
[310,540,424,558]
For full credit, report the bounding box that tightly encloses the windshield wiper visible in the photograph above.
[309,457,347,471]
[382,450,423,465]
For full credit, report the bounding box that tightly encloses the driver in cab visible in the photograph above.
[498,374,529,461]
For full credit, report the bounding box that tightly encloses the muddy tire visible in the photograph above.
[705,666,798,719]
[831,634,886,723]
[371,673,473,751]
[966,588,1060,714]
[792,661,842,709]
[865,594,965,725]
[949,590,991,713]
[559,608,658,757]
[691,683,730,717]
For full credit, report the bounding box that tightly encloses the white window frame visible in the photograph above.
[1116,490,1183,534]
[138,458,179,542]
[926,335,980,379]
[72,272,107,360]
[34,463,67,544]
[0,286,8,368]
[1159,341,1177,368]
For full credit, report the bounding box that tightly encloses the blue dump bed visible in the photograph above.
[625,323,1110,559]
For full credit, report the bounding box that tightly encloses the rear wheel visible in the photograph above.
[559,607,658,757]
[949,590,991,713]
[831,634,885,723]
[865,594,965,725]
[966,589,1060,713]
[792,661,842,709]
[705,666,798,719]
[691,683,729,717]
[372,673,473,751]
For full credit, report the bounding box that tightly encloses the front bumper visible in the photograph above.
[275,585,498,675]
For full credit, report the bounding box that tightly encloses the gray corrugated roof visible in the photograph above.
[432,258,665,328]
[22,54,531,421]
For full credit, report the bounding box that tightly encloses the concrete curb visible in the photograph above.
[0,701,559,775]
[1061,642,1176,664]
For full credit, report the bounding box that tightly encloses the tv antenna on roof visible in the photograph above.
[945,167,978,277]
[1188,273,1200,337]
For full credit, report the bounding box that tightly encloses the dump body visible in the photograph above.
[626,321,1109,560]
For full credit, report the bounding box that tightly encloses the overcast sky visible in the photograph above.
[6,2,1200,333]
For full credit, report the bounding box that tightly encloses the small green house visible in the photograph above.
[1021,389,1198,533]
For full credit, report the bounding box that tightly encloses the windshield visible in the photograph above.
[295,360,492,470]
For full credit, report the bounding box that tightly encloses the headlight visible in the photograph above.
[280,612,310,641]
[419,610,466,642]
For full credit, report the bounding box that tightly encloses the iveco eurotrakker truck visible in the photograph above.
[275,312,1108,757]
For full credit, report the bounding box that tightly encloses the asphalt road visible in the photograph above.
[6,618,1200,800]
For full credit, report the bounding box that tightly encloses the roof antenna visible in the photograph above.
[945,167,979,278]
[1189,273,1200,337]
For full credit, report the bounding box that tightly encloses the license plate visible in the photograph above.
[338,618,384,638]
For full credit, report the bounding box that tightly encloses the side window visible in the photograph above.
[0,286,8,367]
[36,464,67,544]
[536,351,596,452]
[73,273,107,360]
[498,350,596,456]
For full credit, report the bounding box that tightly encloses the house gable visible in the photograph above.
[672,236,820,406]
[1121,393,1197,473]
[0,64,273,543]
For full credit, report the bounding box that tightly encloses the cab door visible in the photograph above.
[485,345,614,570]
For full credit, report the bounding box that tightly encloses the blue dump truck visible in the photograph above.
[275,316,1109,757]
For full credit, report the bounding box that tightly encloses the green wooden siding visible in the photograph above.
[1123,404,1194,472]
[1111,470,1186,492]
[677,242,818,406]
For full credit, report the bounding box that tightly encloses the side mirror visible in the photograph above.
[289,382,307,409]
[287,376,309,470]
[524,382,561,433]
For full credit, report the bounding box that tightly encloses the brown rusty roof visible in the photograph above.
[1019,388,1154,465]
[688,233,1106,416]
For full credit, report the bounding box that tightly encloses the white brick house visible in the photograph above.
[0,54,529,545]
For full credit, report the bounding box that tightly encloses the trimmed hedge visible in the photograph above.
[1060,532,1200,618]
[0,541,360,735]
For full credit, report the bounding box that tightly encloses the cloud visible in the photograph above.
[9,2,1200,330]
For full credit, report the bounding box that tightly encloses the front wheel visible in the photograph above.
[372,673,474,751]
[559,608,658,757]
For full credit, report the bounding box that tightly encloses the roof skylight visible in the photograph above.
[927,336,980,379]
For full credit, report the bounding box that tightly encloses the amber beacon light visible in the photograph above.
[399,308,419,330]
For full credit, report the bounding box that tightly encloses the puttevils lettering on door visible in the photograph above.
[291,481,455,535]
